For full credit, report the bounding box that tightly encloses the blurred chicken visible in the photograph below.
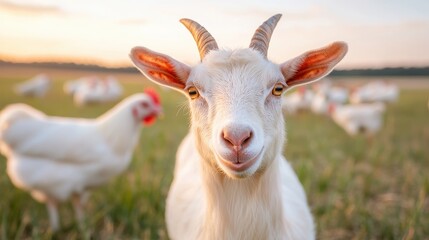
[350,80,399,104]
[311,87,349,115]
[73,76,123,106]
[311,79,349,115]
[14,74,51,97]
[313,78,349,104]
[282,87,314,114]
[311,92,329,114]
[103,76,123,101]
[329,102,385,137]
[63,76,95,96]
[0,90,161,231]
[326,86,349,104]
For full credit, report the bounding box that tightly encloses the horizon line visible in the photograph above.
[2,55,429,71]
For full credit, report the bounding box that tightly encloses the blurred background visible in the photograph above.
[0,0,428,239]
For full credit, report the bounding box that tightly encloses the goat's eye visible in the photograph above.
[187,86,199,99]
[272,83,284,96]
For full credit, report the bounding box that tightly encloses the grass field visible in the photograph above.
[0,71,428,239]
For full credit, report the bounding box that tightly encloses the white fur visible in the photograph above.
[131,22,347,238]
[165,49,315,239]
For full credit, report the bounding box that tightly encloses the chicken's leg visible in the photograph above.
[46,199,59,231]
[71,194,85,224]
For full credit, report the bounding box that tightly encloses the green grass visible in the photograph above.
[0,74,428,239]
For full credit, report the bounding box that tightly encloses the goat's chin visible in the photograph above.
[222,163,260,179]
[215,151,263,179]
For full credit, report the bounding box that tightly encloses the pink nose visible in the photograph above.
[222,125,253,151]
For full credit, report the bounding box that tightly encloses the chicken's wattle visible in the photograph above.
[143,88,161,126]
[143,114,157,125]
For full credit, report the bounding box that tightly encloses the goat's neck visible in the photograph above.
[96,103,140,155]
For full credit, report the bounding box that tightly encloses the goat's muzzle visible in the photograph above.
[217,124,263,173]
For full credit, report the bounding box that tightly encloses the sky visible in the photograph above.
[1,0,429,69]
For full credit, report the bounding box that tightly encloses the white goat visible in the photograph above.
[130,14,347,239]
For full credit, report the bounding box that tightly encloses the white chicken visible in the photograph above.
[350,80,399,104]
[103,76,123,101]
[311,92,329,114]
[282,87,314,114]
[311,78,349,115]
[314,79,348,103]
[329,102,385,137]
[73,76,105,106]
[0,90,162,231]
[14,74,51,97]
[313,78,333,94]
[311,87,349,115]
[73,76,123,106]
[326,86,349,104]
[63,76,95,96]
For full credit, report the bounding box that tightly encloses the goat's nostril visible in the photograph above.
[222,131,234,147]
[222,127,253,149]
[242,132,252,145]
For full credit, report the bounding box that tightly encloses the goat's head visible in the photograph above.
[130,14,348,179]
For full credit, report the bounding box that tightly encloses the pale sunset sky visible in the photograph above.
[1,0,428,69]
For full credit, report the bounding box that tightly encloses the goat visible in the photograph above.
[130,14,348,240]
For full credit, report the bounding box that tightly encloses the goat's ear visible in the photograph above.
[130,47,190,90]
[280,42,347,88]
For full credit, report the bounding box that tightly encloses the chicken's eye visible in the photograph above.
[141,102,149,108]
[188,86,199,100]
[272,83,284,96]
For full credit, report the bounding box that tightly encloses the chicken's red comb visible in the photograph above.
[144,88,161,106]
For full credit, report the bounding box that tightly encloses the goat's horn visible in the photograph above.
[249,14,282,58]
[180,18,218,61]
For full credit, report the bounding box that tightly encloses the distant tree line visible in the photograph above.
[330,67,429,76]
[0,60,138,73]
[1,60,429,76]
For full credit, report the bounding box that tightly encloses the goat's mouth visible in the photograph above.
[217,147,264,173]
